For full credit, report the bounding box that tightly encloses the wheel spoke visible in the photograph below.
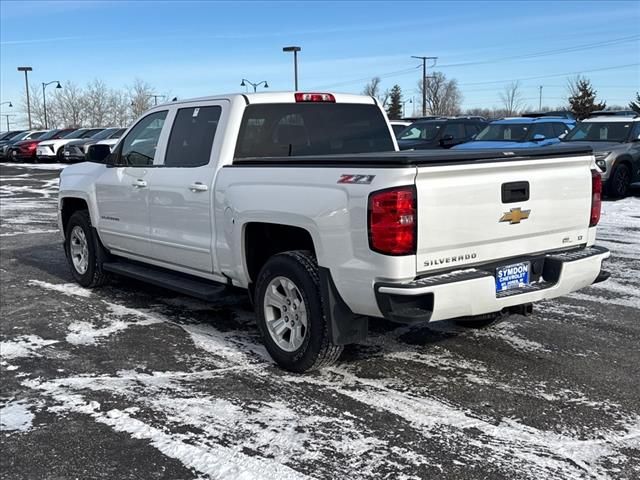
[263,275,308,353]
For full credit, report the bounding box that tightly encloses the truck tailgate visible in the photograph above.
[415,153,593,274]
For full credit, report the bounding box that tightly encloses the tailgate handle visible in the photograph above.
[502,181,529,203]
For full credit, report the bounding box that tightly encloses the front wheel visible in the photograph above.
[64,210,110,288]
[255,251,343,373]
[607,163,631,198]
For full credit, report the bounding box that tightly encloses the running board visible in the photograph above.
[102,261,225,300]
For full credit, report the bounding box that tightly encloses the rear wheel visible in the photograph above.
[255,251,343,372]
[64,210,110,288]
[607,163,631,198]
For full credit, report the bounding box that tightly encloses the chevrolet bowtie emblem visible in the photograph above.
[500,207,531,224]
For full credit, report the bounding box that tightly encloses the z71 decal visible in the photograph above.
[337,174,376,185]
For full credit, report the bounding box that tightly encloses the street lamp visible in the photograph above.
[401,98,413,118]
[42,81,62,129]
[240,79,269,93]
[0,101,12,108]
[17,67,33,128]
[282,46,301,90]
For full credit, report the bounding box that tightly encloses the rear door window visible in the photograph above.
[531,123,555,139]
[234,103,394,158]
[441,123,466,139]
[164,106,222,167]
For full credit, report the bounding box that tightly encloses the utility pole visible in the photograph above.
[539,85,543,111]
[411,56,437,116]
[17,66,33,129]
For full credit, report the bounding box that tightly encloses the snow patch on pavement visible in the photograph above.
[0,335,58,359]
[66,302,165,345]
[28,280,92,298]
[0,400,35,432]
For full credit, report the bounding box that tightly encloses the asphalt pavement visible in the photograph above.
[1,162,639,480]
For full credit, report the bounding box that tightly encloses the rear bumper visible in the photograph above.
[375,246,610,323]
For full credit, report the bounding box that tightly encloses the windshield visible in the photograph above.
[398,122,444,141]
[80,129,104,138]
[38,129,63,141]
[63,129,85,139]
[25,131,46,140]
[90,128,118,140]
[110,128,126,139]
[235,103,394,158]
[475,123,531,142]
[564,121,632,142]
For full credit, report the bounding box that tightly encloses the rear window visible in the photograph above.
[234,103,394,159]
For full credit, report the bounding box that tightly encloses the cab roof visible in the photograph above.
[156,91,377,107]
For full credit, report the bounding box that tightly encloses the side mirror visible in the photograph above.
[558,133,567,140]
[86,144,112,164]
[532,134,545,141]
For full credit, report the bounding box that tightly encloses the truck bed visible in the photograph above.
[232,144,593,167]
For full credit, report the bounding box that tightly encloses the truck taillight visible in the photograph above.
[590,169,602,227]
[294,93,335,103]
[368,186,416,255]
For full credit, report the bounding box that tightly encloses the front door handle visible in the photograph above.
[189,182,208,192]
[132,179,147,188]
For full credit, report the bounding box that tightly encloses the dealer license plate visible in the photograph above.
[495,261,530,293]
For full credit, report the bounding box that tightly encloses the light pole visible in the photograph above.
[0,101,12,108]
[282,46,301,90]
[1,114,16,131]
[240,79,268,93]
[401,98,413,118]
[42,80,62,129]
[17,67,33,128]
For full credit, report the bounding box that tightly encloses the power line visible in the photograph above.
[437,35,639,68]
[459,63,640,86]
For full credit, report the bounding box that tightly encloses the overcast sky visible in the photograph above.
[1,0,639,127]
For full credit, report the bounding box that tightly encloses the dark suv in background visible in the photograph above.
[397,117,487,150]
[562,112,640,198]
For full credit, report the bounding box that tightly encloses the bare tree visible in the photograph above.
[362,77,382,97]
[107,89,131,127]
[49,82,86,127]
[128,78,155,119]
[84,79,111,127]
[499,81,525,116]
[20,83,46,128]
[417,71,462,116]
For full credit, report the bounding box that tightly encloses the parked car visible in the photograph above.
[62,128,126,163]
[562,112,640,197]
[59,92,608,372]
[0,130,48,160]
[453,117,575,150]
[36,128,104,162]
[0,130,27,142]
[389,120,411,137]
[8,128,76,163]
[397,118,487,150]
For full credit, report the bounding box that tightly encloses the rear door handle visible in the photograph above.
[132,179,147,188]
[189,182,208,192]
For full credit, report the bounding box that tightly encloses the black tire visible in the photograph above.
[255,250,343,373]
[64,210,110,288]
[56,148,65,163]
[454,312,504,329]
[606,163,631,198]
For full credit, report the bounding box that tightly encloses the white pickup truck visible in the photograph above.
[58,92,610,372]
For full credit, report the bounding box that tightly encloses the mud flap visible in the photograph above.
[318,267,368,345]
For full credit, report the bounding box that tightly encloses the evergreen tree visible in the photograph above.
[567,77,606,120]
[386,85,403,119]
[630,92,640,114]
